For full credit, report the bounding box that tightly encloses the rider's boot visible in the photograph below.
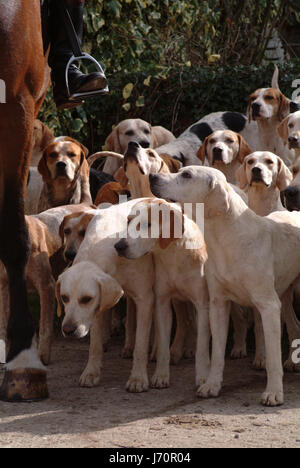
[48,0,107,110]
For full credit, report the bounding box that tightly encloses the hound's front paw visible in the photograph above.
[79,367,101,387]
[126,375,149,393]
[151,372,170,389]
[261,390,284,407]
[196,381,221,399]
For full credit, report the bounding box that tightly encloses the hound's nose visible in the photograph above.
[252,102,261,115]
[64,249,76,261]
[63,323,77,337]
[128,141,140,149]
[288,136,299,143]
[114,239,128,255]
[212,147,223,161]
[252,166,262,175]
[56,161,67,169]
[139,140,150,148]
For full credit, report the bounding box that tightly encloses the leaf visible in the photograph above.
[143,75,152,86]
[122,103,131,111]
[208,54,221,64]
[123,83,134,99]
[71,118,84,133]
[107,0,122,18]
[136,95,145,107]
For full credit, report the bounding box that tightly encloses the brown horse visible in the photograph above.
[0,0,50,400]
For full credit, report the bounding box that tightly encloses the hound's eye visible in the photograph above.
[226,138,234,144]
[49,152,58,158]
[67,152,76,158]
[64,228,71,236]
[247,159,254,165]
[125,130,134,137]
[265,95,274,101]
[293,168,298,176]
[144,128,151,135]
[79,230,86,238]
[79,296,92,305]
[265,159,274,165]
[182,172,192,179]
[148,151,155,158]
[289,123,295,129]
[209,139,216,144]
[61,295,69,304]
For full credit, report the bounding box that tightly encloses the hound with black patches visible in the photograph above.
[155,112,260,167]
[197,130,253,184]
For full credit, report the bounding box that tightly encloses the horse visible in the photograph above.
[0,0,50,401]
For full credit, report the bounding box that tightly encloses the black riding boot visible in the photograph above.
[48,0,107,109]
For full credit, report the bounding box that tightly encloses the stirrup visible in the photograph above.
[65,53,109,103]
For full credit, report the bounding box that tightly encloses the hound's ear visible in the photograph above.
[196,137,209,164]
[277,116,290,144]
[59,218,67,243]
[160,154,182,173]
[235,160,248,190]
[97,272,123,316]
[55,280,64,318]
[105,127,121,153]
[114,167,129,187]
[278,93,291,122]
[40,122,54,150]
[79,159,93,204]
[79,157,90,177]
[247,99,253,123]
[158,207,184,250]
[237,134,253,162]
[150,124,159,148]
[38,151,52,182]
[276,157,293,191]
[80,143,89,161]
[205,178,230,218]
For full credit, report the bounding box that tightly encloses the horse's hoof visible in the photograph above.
[0,368,49,402]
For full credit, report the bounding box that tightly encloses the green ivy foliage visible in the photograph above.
[39,0,300,152]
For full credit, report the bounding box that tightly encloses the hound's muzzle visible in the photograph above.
[288,136,300,150]
[251,102,261,118]
[250,166,265,184]
[55,160,68,177]
[212,147,223,164]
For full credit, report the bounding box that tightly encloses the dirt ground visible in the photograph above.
[0,334,300,449]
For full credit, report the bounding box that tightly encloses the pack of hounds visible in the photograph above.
[3,66,300,408]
